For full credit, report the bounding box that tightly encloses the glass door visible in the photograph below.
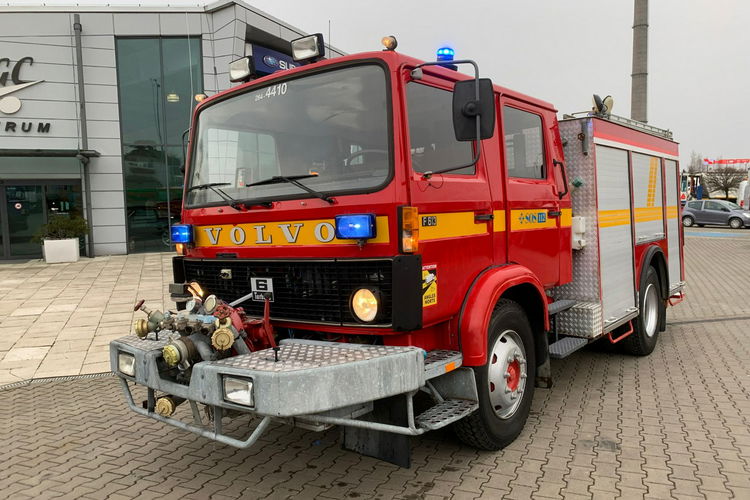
[5,185,45,258]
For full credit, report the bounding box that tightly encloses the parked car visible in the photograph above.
[682,199,750,229]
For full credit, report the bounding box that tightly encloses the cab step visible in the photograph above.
[548,299,577,316]
[415,399,479,431]
[424,350,463,380]
[549,336,588,359]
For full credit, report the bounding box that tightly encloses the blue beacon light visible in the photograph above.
[436,47,455,61]
[170,224,193,244]
[335,214,376,240]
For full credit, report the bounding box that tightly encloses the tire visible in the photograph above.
[729,218,743,229]
[620,266,663,356]
[682,216,694,227]
[454,299,536,450]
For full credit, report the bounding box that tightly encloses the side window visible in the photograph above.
[687,201,702,210]
[705,201,724,211]
[503,106,545,179]
[406,83,474,175]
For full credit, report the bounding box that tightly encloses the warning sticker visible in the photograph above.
[422,264,437,307]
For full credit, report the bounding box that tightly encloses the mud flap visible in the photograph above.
[341,394,411,468]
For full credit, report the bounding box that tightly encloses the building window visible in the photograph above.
[406,83,474,175]
[116,37,201,253]
[503,107,546,179]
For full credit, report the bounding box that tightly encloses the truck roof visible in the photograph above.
[201,50,558,114]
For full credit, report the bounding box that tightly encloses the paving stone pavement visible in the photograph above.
[0,229,749,499]
[0,253,174,384]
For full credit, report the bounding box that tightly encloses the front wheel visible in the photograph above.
[620,266,663,356]
[454,299,536,450]
[729,218,743,229]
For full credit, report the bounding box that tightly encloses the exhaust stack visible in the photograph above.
[630,0,648,123]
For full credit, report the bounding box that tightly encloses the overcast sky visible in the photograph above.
[246,0,749,166]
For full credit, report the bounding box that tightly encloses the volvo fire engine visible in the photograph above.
[111,35,685,466]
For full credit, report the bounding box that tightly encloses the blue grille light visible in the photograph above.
[436,47,455,61]
[335,214,376,240]
[171,224,193,244]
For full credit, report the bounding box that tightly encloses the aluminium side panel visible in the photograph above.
[595,145,638,326]
[632,152,665,243]
[553,118,603,338]
[664,159,683,293]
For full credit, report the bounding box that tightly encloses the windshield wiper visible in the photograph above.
[246,174,335,204]
[187,183,247,211]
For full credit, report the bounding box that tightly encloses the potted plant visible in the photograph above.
[32,216,88,263]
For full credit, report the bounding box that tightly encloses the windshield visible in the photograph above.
[186,64,391,207]
[726,201,741,210]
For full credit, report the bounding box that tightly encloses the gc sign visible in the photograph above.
[0,56,44,115]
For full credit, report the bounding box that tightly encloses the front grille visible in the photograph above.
[182,259,393,326]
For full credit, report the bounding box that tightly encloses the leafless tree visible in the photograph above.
[703,167,746,199]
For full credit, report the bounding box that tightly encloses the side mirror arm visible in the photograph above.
[410,59,483,180]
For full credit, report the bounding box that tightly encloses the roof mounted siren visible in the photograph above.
[592,94,614,116]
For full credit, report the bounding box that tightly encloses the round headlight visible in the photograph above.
[351,288,380,322]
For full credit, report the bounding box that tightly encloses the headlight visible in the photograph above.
[351,288,380,323]
[118,352,135,377]
[223,377,254,407]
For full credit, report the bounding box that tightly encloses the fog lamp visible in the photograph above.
[171,224,193,244]
[351,288,380,323]
[291,33,325,62]
[118,352,135,377]
[229,56,254,82]
[223,377,254,407]
[335,214,376,240]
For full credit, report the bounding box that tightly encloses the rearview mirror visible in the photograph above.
[453,79,495,141]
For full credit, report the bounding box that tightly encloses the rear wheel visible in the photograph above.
[454,299,536,450]
[729,218,743,229]
[682,216,694,227]
[620,266,663,356]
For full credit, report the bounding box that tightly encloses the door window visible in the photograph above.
[704,201,726,211]
[406,83,474,175]
[503,107,546,179]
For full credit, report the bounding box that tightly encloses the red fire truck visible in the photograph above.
[111,35,684,466]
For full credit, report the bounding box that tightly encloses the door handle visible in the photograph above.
[548,210,562,217]
[475,213,494,221]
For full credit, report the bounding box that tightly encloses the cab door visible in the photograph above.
[404,77,494,329]
[500,100,561,287]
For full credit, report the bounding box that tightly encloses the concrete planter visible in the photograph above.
[42,238,80,264]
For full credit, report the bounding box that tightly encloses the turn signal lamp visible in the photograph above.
[381,36,398,51]
[335,214,376,240]
[175,243,186,255]
[291,33,325,62]
[400,206,419,253]
[170,224,193,244]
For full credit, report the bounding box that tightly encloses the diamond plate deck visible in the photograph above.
[213,343,418,373]
[549,337,588,359]
[415,399,478,430]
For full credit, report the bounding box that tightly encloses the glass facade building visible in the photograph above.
[116,37,201,252]
[0,2,344,259]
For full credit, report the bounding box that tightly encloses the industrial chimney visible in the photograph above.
[631,0,648,123]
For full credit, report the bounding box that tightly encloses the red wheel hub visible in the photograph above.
[507,359,521,391]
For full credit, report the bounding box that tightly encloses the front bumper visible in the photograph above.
[110,336,444,447]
